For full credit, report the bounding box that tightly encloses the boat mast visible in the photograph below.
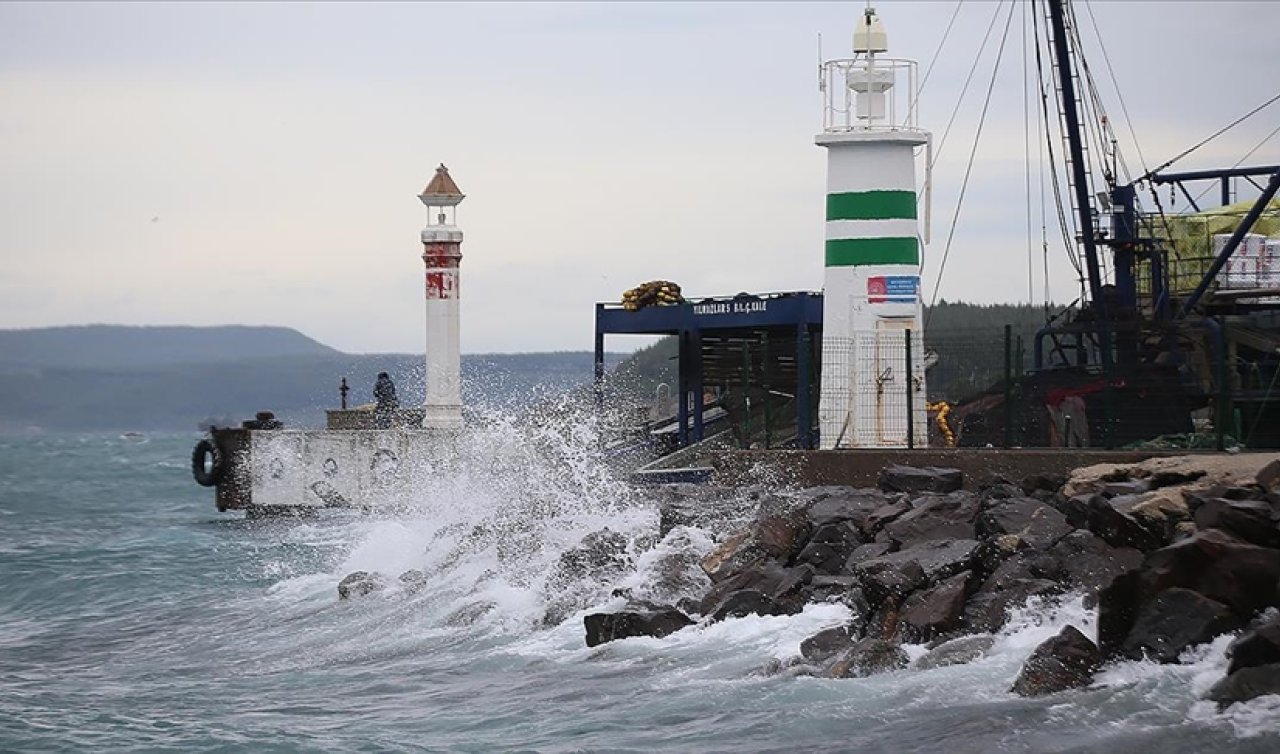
[1045,0,1106,321]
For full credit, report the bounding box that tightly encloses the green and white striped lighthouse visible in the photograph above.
[817,6,932,449]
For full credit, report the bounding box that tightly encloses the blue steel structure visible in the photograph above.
[594,291,824,450]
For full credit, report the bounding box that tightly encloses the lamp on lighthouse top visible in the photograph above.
[419,164,465,243]
[819,5,922,133]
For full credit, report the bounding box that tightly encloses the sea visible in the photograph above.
[1,425,1279,753]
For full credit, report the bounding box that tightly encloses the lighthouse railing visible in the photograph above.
[819,56,921,133]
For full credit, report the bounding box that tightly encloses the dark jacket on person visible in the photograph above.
[373,373,399,428]
[374,373,398,410]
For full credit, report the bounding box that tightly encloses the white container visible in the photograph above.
[1216,232,1267,289]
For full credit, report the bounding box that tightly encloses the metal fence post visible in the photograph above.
[741,343,751,449]
[906,329,914,449]
[762,333,772,449]
[1003,325,1013,449]
[1015,334,1025,447]
[1217,317,1229,451]
[1102,324,1115,449]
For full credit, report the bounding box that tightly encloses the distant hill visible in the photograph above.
[0,326,625,432]
[0,325,338,369]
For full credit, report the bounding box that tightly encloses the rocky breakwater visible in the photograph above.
[579,454,1280,709]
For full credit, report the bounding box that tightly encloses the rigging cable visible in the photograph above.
[1031,0,1085,290]
[1190,121,1280,205]
[1022,0,1035,306]
[1070,1,1129,188]
[1139,90,1280,182]
[929,0,1005,170]
[908,0,965,122]
[1081,0,1149,178]
[926,1,1017,325]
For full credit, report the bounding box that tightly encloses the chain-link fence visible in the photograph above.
[819,330,930,449]
[816,322,1278,450]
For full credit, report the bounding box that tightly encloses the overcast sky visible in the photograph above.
[2,1,1278,354]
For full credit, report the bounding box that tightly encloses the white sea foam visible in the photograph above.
[251,399,1280,746]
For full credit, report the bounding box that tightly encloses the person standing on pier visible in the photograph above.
[373,372,398,429]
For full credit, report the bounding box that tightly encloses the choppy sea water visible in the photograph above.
[1,426,1278,753]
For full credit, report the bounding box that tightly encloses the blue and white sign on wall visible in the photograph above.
[867,275,919,304]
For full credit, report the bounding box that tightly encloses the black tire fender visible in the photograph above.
[192,438,225,487]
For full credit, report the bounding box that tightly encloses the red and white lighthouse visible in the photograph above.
[418,164,465,430]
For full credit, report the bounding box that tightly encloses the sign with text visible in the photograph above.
[692,297,769,316]
[867,275,919,304]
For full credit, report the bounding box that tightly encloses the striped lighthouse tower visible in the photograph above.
[418,164,465,431]
[817,6,931,449]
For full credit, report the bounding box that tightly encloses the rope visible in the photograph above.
[927,2,1017,324]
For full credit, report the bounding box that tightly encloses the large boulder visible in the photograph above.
[1010,625,1101,697]
[800,577,871,632]
[898,571,972,643]
[845,542,894,567]
[656,485,750,538]
[826,638,910,678]
[755,508,813,561]
[879,465,963,495]
[547,529,632,590]
[1054,494,1098,529]
[1120,587,1237,663]
[865,595,904,641]
[793,521,864,574]
[859,500,914,539]
[1097,529,1280,658]
[1132,529,1280,619]
[1044,530,1143,598]
[583,604,694,647]
[914,635,996,670]
[1087,494,1167,552]
[854,559,927,606]
[398,569,428,593]
[698,562,813,615]
[700,511,810,583]
[883,491,981,548]
[962,577,1061,633]
[855,539,980,586]
[707,588,800,622]
[1258,459,1280,491]
[975,498,1073,551]
[1021,473,1068,497]
[700,529,769,583]
[541,529,635,625]
[1097,569,1142,658]
[637,530,712,605]
[1206,663,1280,709]
[1227,616,1280,675]
[800,623,862,664]
[1123,488,1192,537]
[338,571,387,600]
[805,488,898,529]
[1194,498,1280,548]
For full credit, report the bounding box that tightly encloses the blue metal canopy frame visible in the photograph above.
[594,291,824,449]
